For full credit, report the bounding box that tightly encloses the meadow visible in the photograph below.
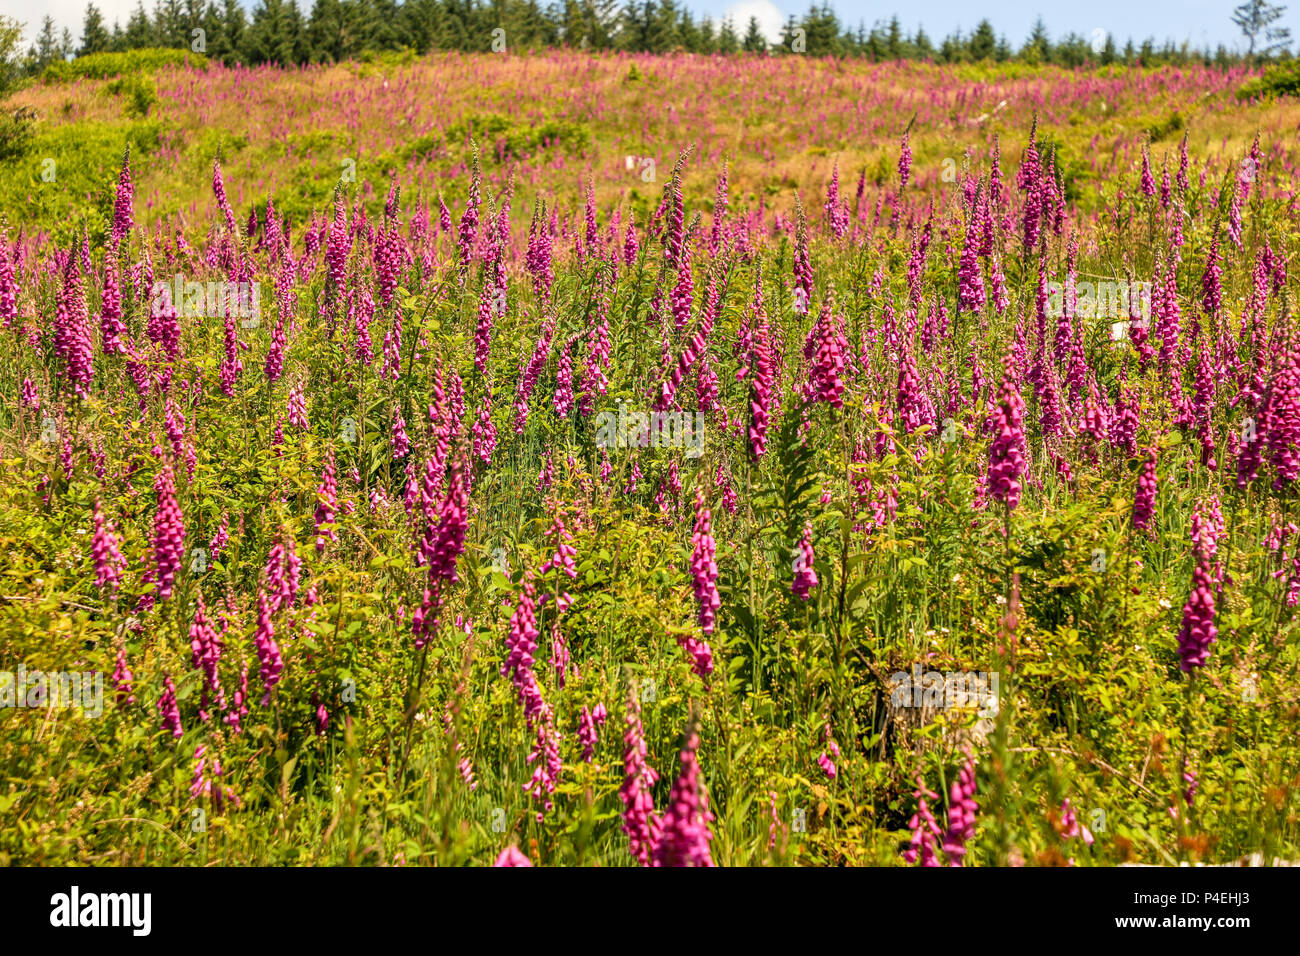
[0,50,1298,866]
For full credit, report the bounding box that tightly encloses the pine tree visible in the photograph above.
[0,14,23,92]
[79,4,112,56]
[439,0,474,50]
[587,0,619,48]
[1101,33,1117,64]
[559,0,585,46]
[713,16,735,52]
[646,0,680,52]
[400,0,439,53]
[1056,31,1088,67]
[153,0,189,47]
[307,0,346,61]
[778,15,798,52]
[1232,0,1291,59]
[742,15,765,53]
[31,16,61,69]
[865,22,882,61]
[1021,16,1051,64]
[969,19,995,60]
[802,3,842,56]
[620,0,653,52]
[885,15,901,60]
[937,30,963,63]
[247,0,308,64]
[371,0,407,50]
[697,15,715,53]
[913,26,933,60]
[124,2,156,48]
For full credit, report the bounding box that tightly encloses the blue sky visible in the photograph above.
[4,0,1294,53]
[712,0,1296,49]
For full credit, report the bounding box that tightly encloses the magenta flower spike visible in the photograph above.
[620,693,661,867]
[152,464,185,602]
[987,355,1027,512]
[653,727,715,867]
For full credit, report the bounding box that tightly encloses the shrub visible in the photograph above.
[41,48,206,82]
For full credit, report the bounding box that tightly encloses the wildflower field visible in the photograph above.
[1,51,1299,868]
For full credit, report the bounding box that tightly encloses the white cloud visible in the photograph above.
[0,0,143,49]
[722,0,786,45]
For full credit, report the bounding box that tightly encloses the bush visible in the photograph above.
[41,48,205,82]
[1237,60,1300,100]
[0,105,34,161]
[104,75,158,118]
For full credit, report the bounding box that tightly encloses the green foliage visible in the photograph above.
[42,47,207,81]
[438,112,590,163]
[1144,110,1186,142]
[104,75,159,117]
[0,118,167,246]
[1238,58,1300,99]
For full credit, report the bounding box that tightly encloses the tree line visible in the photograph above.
[17,0,1297,73]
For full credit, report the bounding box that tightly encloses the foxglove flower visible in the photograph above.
[314,450,337,553]
[987,357,1027,511]
[809,300,846,409]
[1133,447,1158,533]
[502,578,545,724]
[792,522,818,600]
[904,774,942,866]
[1268,332,1300,489]
[1177,533,1218,672]
[494,846,532,867]
[157,674,182,739]
[621,694,661,866]
[54,258,94,398]
[1060,797,1094,847]
[898,129,912,189]
[392,407,410,459]
[113,644,135,706]
[654,727,714,867]
[942,753,979,866]
[957,195,986,313]
[523,705,562,821]
[458,148,482,267]
[212,157,238,234]
[153,464,184,602]
[92,497,126,593]
[254,587,284,704]
[189,594,224,719]
[100,260,126,355]
[287,380,308,430]
[553,339,574,416]
[818,752,837,779]
[112,145,134,248]
[689,490,721,653]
